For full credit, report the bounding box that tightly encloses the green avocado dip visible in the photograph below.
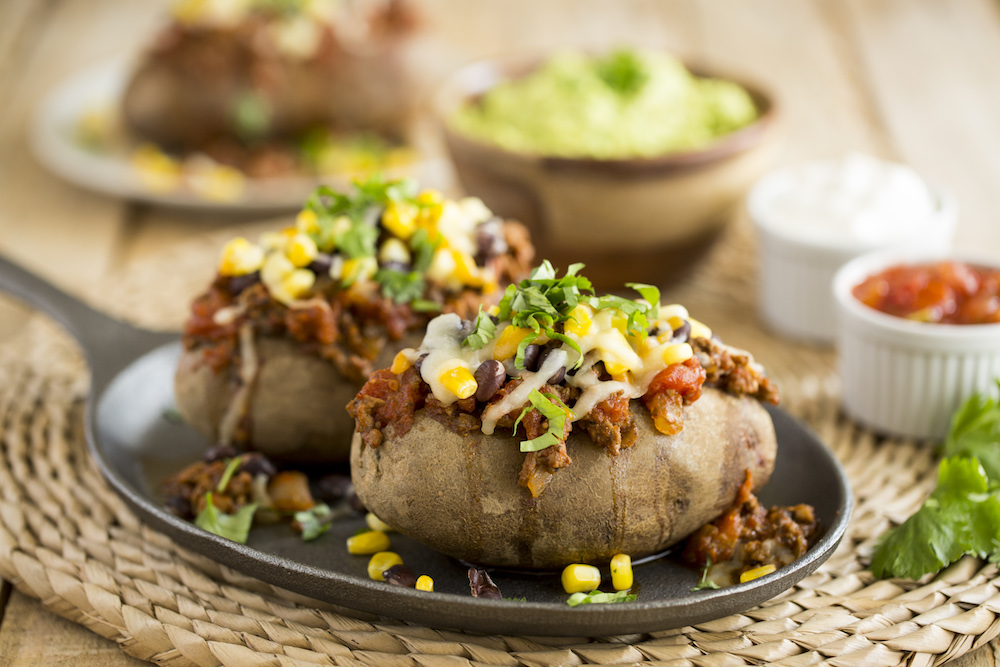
[451,50,759,159]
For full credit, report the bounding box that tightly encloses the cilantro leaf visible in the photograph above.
[194,493,258,544]
[336,221,379,260]
[942,380,1000,480]
[871,457,1000,579]
[375,268,426,304]
[410,228,440,273]
[411,299,442,313]
[512,389,575,452]
[692,560,720,591]
[463,307,497,350]
[566,589,637,607]
[294,503,333,541]
[216,455,244,494]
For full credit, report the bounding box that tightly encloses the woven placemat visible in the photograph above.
[3,216,1000,666]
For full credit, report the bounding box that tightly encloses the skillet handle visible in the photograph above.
[0,254,175,384]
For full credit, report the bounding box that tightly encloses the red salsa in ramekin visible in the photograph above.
[852,260,1000,324]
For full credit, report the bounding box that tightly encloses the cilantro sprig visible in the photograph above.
[195,493,258,544]
[513,388,576,452]
[871,381,1000,580]
[464,307,497,350]
[566,589,637,607]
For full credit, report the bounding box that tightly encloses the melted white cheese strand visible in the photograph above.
[218,323,259,445]
[480,349,567,435]
[418,314,498,405]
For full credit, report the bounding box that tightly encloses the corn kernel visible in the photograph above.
[667,316,685,331]
[347,530,390,555]
[659,304,689,322]
[366,513,394,533]
[331,216,352,238]
[740,564,776,583]
[190,161,245,202]
[261,252,295,288]
[281,269,315,300]
[440,365,477,399]
[663,343,693,366]
[493,326,532,361]
[610,554,633,591]
[390,351,412,375]
[565,304,593,337]
[132,143,181,193]
[286,233,318,267]
[379,238,411,266]
[603,359,629,376]
[561,564,602,594]
[426,247,457,284]
[367,551,403,581]
[487,305,500,317]
[688,318,712,341]
[296,209,320,234]
[415,575,434,592]
[639,336,659,353]
[382,201,419,239]
[259,231,288,252]
[452,250,482,286]
[416,190,444,206]
[342,256,378,285]
[218,237,264,276]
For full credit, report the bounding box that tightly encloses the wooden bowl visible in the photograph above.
[433,55,782,286]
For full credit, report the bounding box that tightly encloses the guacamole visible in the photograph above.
[451,50,759,159]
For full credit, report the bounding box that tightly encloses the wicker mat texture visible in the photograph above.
[3,216,1000,666]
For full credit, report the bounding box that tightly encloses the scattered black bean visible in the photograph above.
[671,320,691,343]
[535,348,565,384]
[383,564,417,588]
[414,353,429,373]
[348,492,367,515]
[203,443,238,463]
[522,344,541,372]
[238,453,277,478]
[474,360,506,402]
[458,318,475,340]
[315,474,353,504]
[468,567,502,599]
[307,253,333,276]
[489,314,500,325]
[226,271,260,295]
[474,217,508,266]
[648,326,660,337]
[595,360,612,382]
[164,495,192,519]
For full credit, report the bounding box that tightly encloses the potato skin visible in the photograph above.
[175,334,416,462]
[350,388,777,569]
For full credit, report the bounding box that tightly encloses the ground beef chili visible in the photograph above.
[852,260,1000,324]
[682,470,819,584]
[348,333,775,498]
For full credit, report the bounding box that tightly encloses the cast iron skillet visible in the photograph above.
[0,255,853,637]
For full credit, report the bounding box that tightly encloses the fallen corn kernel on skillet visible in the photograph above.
[0,253,850,636]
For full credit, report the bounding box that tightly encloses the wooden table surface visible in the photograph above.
[2,0,1000,664]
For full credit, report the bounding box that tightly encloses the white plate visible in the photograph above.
[31,58,451,212]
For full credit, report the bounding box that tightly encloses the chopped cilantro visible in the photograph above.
[194,493,258,544]
[463,307,497,350]
[375,268,426,304]
[294,503,333,542]
[335,221,379,260]
[691,560,720,591]
[411,299,442,313]
[162,408,184,424]
[513,389,575,452]
[566,589,637,607]
[409,228,440,273]
[216,455,244,494]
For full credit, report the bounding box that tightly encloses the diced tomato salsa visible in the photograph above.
[852,261,1000,324]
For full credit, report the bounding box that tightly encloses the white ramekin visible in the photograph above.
[749,167,957,344]
[833,250,1000,440]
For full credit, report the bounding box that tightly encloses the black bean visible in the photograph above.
[315,474,353,503]
[595,360,612,382]
[535,348,565,384]
[474,360,505,402]
[308,253,333,276]
[522,344,541,372]
[381,260,410,273]
[489,314,500,325]
[164,495,192,519]
[348,492,367,515]
[672,320,691,343]
[227,271,260,295]
[414,353,429,373]
[474,217,508,266]
[468,567,502,599]
[238,453,277,478]
[383,564,417,588]
[204,443,238,463]
[458,319,476,340]
[648,326,660,337]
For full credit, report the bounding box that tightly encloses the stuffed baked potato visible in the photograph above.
[176,177,534,461]
[349,263,780,569]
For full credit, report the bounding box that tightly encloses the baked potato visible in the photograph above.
[348,263,780,568]
[123,0,418,153]
[175,177,534,462]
